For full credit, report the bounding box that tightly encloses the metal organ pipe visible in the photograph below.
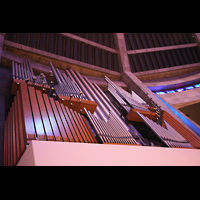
[75,70,109,121]
[66,70,76,82]
[49,62,62,85]
[18,64,22,80]
[85,77,130,131]
[84,76,110,117]
[56,68,66,84]
[12,61,15,79]
[68,69,106,121]
[93,82,120,116]
[27,58,34,79]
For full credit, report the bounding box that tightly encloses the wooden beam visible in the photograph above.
[3,41,121,80]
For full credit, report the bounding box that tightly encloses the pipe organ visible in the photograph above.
[136,112,193,148]
[12,58,48,86]
[4,57,200,166]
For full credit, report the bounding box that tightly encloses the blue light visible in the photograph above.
[156,91,166,94]
[185,86,194,90]
[176,88,184,92]
[166,90,176,93]
[194,83,200,88]
[156,94,200,137]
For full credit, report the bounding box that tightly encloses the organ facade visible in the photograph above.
[1,33,200,166]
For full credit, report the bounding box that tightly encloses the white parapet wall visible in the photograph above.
[17,140,200,166]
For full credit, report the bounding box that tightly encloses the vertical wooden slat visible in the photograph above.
[175,49,185,65]
[143,53,154,71]
[7,111,11,166]
[77,113,92,143]
[80,42,85,63]
[28,86,46,140]
[55,101,73,142]
[94,47,99,66]
[81,115,97,143]
[14,96,20,163]
[42,94,61,141]
[107,51,113,70]
[124,34,131,50]
[29,33,36,48]
[70,38,74,59]
[113,53,118,72]
[68,108,84,142]
[170,49,181,66]
[57,34,62,56]
[64,106,80,142]
[10,104,13,166]
[132,54,142,72]
[39,33,45,51]
[60,104,78,142]
[154,51,165,68]
[166,50,175,67]
[17,90,26,154]
[160,51,170,68]
[109,33,114,48]
[36,90,54,140]
[3,116,7,166]
[12,100,17,165]
[104,33,108,47]
[8,33,15,42]
[20,82,36,140]
[74,111,88,143]
[19,33,26,45]
[101,49,106,68]
[49,98,68,141]
[88,45,93,64]
[73,39,78,60]
[65,36,70,58]
[48,33,54,53]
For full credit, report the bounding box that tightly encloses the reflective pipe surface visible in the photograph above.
[93,82,120,116]
[92,82,130,131]
[84,76,110,118]
[12,61,15,79]
[68,69,107,121]
[49,62,62,85]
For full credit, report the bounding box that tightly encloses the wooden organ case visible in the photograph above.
[4,57,200,166]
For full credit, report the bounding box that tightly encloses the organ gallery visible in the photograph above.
[1,33,200,166]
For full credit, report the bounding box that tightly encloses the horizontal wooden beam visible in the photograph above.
[59,33,117,53]
[127,43,198,55]
[57,94,97,114]
[3,40,121,80]
[126,108,158,122]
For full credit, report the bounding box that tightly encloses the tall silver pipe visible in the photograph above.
[18,64,22,80]
[12,61,15,79]
[75,70,108,121]
[49,62,62,85]
[25,60,31,81]
[21,64,25,80]
[66,70,76,82]
[25,59,32,81]
[66,70,84,94]
[27,58,34,78]
[62,73,77,95]
[84,76,110,117]
[84,108,105,143]
[93,82,120,115]
[68,69,107,121]
[108,112,129,142]
[56,68,65,84]
[85,77,130,131]
[22,62,27,79]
